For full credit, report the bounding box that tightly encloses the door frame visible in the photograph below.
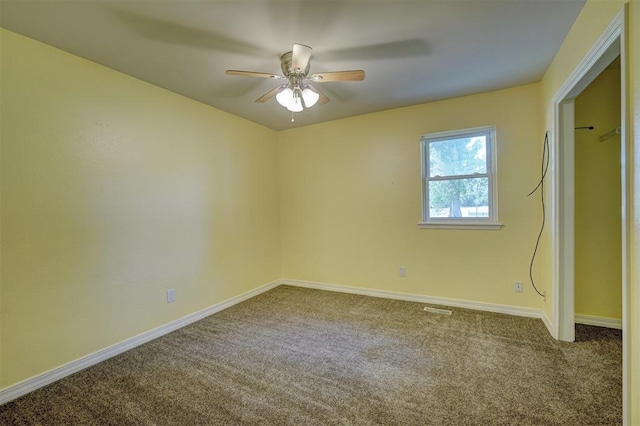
[550,7,629,423]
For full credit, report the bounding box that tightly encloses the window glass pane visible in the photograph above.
[428,177,489,218]
[429,135,487,177]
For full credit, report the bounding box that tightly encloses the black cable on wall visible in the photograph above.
[527,131,550,299]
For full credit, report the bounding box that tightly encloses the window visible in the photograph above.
[419,126,501,229]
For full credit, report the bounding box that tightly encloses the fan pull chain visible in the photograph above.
[291,112,295,123]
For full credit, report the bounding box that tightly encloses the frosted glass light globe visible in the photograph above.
[301,87,320,108]
[287,96,303,112]
[276,87,293,107]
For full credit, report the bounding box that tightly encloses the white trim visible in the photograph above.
[559,100,576,343]
[541,310,553,337]
[420,125,497,141]
[0,277,620,408]
[0,279,280,406]
[417,221,503,230]
[619,6,630,422]
[420,125,499,227]
[575,314,622,330]
[280,278,544,320]
[551,12,622,102]
[551,9,624,343]
[0,277,558,406]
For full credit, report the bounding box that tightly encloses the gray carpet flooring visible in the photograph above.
[0,285,622,425]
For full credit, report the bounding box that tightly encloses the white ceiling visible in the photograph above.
[0,0,585,131]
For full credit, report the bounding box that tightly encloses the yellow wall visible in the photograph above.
[574,64,622,320]
[2,1,640,418]
[0,29,281,388]
[279,84,544,309]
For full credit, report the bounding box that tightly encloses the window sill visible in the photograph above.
[417,221,503,230]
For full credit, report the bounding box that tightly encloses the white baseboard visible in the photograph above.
[0,279,280,406]
[279,278,545,320]
[541,310,554,337]
[575,314,622,330]
[1,277,552,405]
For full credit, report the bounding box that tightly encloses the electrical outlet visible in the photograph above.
[514,281,523,293]
[167,288,176,303]
[398,266,406,277]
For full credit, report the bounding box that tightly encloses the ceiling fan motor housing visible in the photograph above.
[280,51,310,78]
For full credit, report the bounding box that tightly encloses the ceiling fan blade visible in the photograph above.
[111,10,266,56]
[316,39,429,62]
[226,70,284,79]
[292,43,312,73]
[255,85,287,103]
[307,84,330,104]
[309,70,365,82]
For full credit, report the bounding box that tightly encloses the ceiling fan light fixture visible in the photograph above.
[286,87,304,112]
[227,43,363,118]
[287,98,303,112]
[276,87,294,107]
[301,87,319,108]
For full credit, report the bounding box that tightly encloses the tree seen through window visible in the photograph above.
[428,135,489,218]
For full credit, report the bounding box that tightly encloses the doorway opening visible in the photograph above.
[550,8,629,423]
[573,57,622,330]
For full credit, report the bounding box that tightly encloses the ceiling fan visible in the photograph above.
[226,43,365,113]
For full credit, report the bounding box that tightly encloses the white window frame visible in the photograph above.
[418,125,502,230]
